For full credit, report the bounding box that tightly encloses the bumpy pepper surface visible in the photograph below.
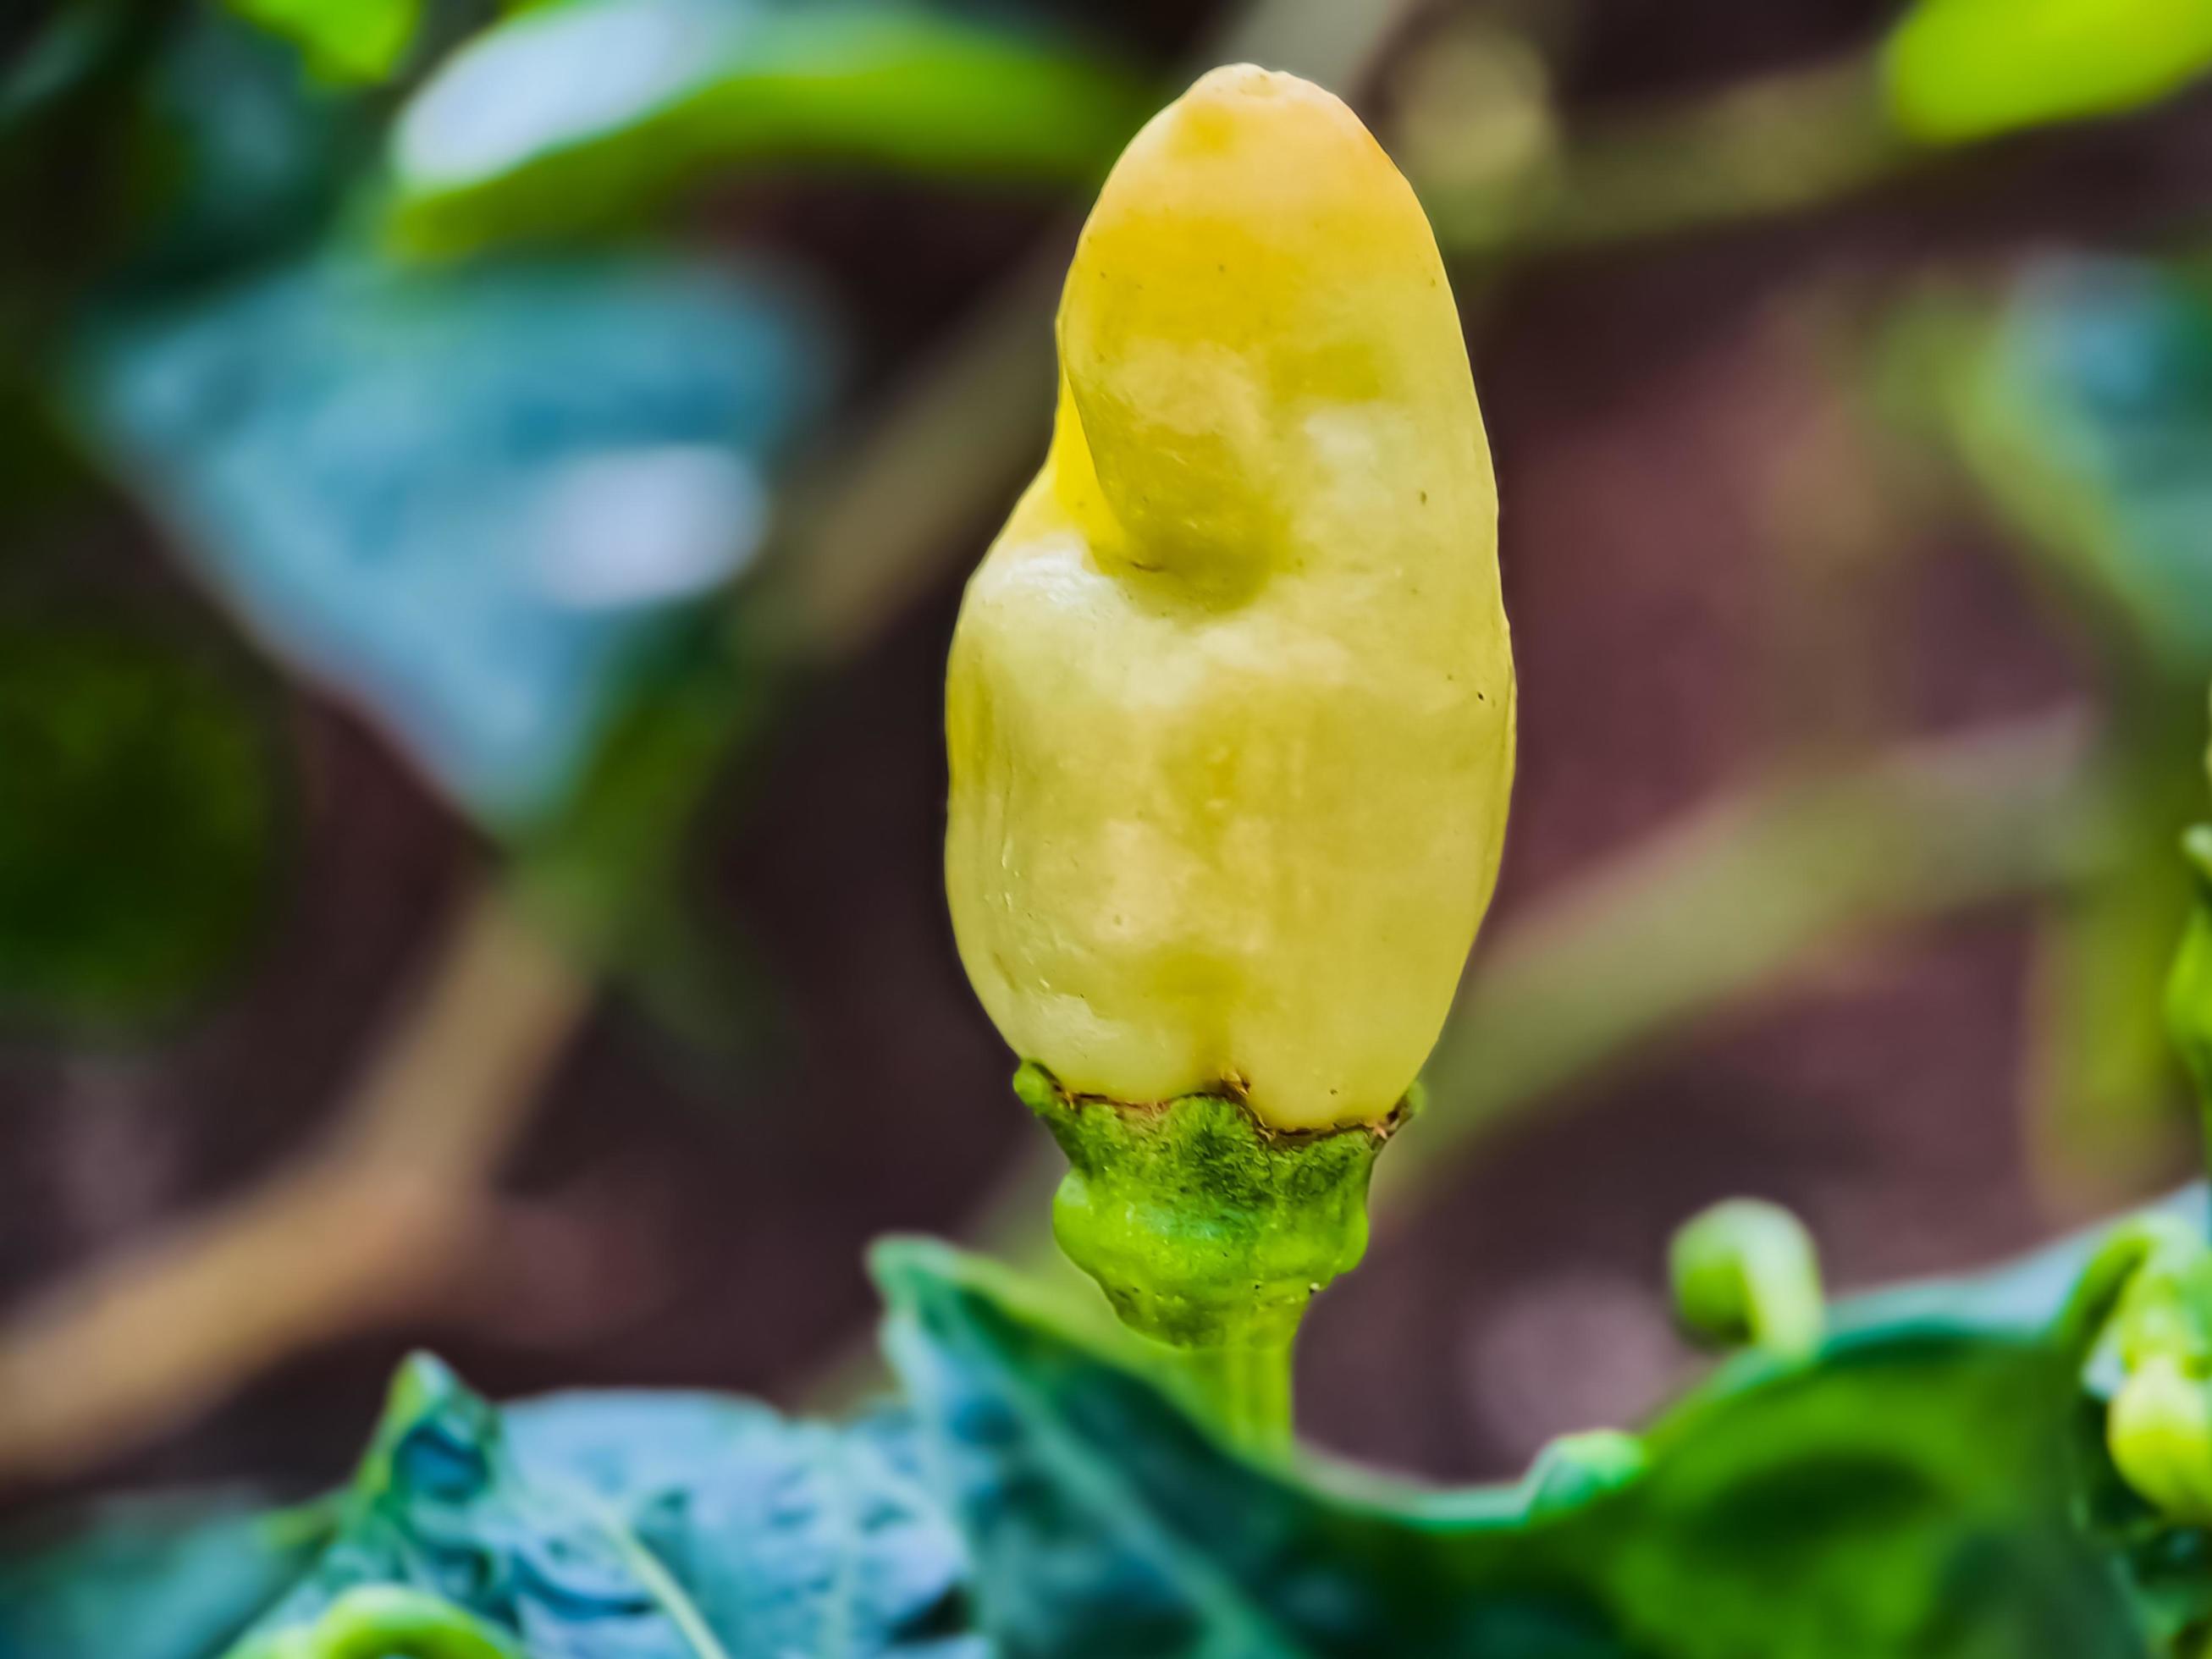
[946,65,1514,1133]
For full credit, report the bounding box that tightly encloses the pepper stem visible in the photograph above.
[1014,1062,1404,1453]
[1161,1320,1299,1453]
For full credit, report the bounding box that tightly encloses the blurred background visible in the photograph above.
[4,0,2212,1517]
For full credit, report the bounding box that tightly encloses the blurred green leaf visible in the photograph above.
[386,0,1148,256]
[230,1353,984,1657]
[0,0,135,133]
[877,1236,2156,1656]
[0,614,284,1032]
[1884,0,2212,146]
[133,14,382,283]
[1910,259,2212,1178]
[1931,258,2212,681]
[219,0,424,85]
[71,254,835,827]
[25,1198,2212,1659]
[0,1491,332,1659]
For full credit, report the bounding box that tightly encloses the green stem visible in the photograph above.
[1164,1328,1297,1455]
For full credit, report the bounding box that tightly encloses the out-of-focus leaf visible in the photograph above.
[71,255,834,827]
[877,1237,2154,1657]
[1934,257,2212,681]
[1910,260,2212,1180]
[135,15,378,281]
[219,0,424,85]
[0,1491,332,1659]
[0,0,132,133]
[1884,0,2212,146]
[232,1353,983,1657]
[387,0,1147,256]
[0,615,283,1031]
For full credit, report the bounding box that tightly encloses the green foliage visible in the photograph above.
[221,0,426,86]
[224,1353,982,1659]
[1937,259,2212,680]
[22,1200,2212,1657]
[1884,0,2212,146]
[1912,258,2212,1175]
[69,254,833,826]
[879,1237,2155,1658]
[0,615,283,1032]
[386,0,1149,256]
[0,1491,332,1659]
[135,14,384,282]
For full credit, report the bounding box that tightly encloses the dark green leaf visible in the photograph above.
[0,614,284,1032]
[234,1353,984,1657]
[387,0,1148,256]
[0,1491,332,1659]
[133,15,382,283]
[876,1237,2152,1657]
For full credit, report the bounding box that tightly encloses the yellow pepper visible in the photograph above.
[946,64,1514,1133]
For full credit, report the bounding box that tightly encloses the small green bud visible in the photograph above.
[226,1586,521,1659]
[1669,1198,1825,1360]
[2061,1214,2212,1527]
[2110,1353,2212,1526]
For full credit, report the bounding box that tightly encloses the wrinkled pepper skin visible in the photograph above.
[946,65,1514,1132]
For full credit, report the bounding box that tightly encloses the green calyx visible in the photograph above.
[1015,1062,1404,1447]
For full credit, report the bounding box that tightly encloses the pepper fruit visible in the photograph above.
[945,65,1512,1448]
[945,63,1514,1135]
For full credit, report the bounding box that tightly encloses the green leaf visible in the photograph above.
[1918,258,2212,684]
[876,1237,2154,1657]
[0,614,284,1032]
[70,253,835,827]
[221,0,425,85]
[386,0,1149,256]
[0,1491,333,1659]
[1884,0,2212,146]
[135,15,383,282]
[230,1353,984,1658]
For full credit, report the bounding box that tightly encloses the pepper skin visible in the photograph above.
[946,64,1514,1132]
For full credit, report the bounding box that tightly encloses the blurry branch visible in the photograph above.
[1415,57,1911,259]
[0,885,589,1487]
[0,0,1429,1493]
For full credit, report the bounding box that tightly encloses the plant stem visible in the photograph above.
[1167,1330,1297,1455]
[0,883,589,1489]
